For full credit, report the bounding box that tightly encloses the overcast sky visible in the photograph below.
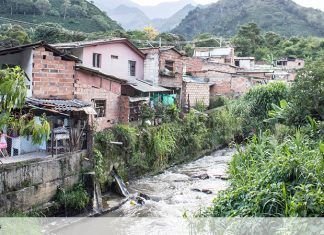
[132,0,324,11]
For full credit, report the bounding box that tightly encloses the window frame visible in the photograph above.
[92,99,106,118]
[165,60,174,72]
[128,60,136,77]
[93,53,102,68]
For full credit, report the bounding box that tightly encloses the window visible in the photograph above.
[93,53,101,68]
[165,60,174,72]
[93,99,106,118]
[111,55,118,59]
[128,60,136,76]
[235,60,240,67]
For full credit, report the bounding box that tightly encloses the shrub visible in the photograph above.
[207,105,242,147]
[56,184,90,212]
[199,125,324,217]
[209,96,228,109]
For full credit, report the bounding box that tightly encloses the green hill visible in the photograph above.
[172,0,324,38]
[0,0,122,33]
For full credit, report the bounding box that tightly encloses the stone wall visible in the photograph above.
[182,82,210,107]
[32,47,76,99]
[75,70,122,131]
[0,151,90,215]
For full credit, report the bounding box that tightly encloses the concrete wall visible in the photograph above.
[79,43,144,81]
[0,151,90,215]
[182,82,210,107]
[75,70,122,131]
[143,50,159,85]
[32,47,76,99]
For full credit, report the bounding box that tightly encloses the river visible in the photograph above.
[52,148,236,234]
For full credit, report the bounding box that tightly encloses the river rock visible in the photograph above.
[191,188,201,192]
[202,189,213,194]
[139,193,150,200]
[192,173,210,180]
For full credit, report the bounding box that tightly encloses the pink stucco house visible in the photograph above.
[53,38,145,81]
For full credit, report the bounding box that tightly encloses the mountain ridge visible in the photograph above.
[172,0,324,38]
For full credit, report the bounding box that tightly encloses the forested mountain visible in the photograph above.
[0,0,122,33]
[172,0,324,38]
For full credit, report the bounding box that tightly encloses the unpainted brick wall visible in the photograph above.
[182,82,210,107]
[32,47,75,99]
[159,50,183,88]
[75,70,122,131]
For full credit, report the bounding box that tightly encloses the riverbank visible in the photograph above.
[47,147,235,234]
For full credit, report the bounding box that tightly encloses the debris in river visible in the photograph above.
[139,193,150,200]
[192,173,210,180]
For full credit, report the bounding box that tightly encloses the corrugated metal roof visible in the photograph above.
[52,38,145,58]
[26,98,91,112]
[127,79,170,93]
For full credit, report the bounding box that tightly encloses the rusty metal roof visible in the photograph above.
[26,98,92,112]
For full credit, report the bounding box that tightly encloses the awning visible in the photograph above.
[127,79,170,93]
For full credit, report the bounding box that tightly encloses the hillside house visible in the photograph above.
[193,47,235,65]
[141,47,184,97]
[53,38,145,81]
[234,57,255,69]
[0,42,95,157]
[274,57,305,70]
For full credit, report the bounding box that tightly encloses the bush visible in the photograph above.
[285,59,324,125]
[207,105,242,147]
[209,96,228,109]
[199,124,324,217]
[56,184,90,212]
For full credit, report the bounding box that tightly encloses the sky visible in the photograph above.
[132,0,324,11]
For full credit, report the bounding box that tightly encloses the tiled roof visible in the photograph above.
[26,98,91,112]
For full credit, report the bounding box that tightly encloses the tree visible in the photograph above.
[33,23,86,43]
[143,26,159,41]
[232,23,264,57]
[194,33,221,47]
[62,0,71,19]
[0,24,31,49]
[0,67,50,144]
[35,0,51,16]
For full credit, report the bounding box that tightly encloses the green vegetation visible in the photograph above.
[233,23,324,60]
[173,0,324,39]
[0,0,121,33]
[94,102,243,186]
[197,58,324,217]
[55,184,90,212]
[0,67,50,144]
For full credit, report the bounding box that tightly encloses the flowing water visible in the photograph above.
[107,148,235,218]
[53,148,236,234]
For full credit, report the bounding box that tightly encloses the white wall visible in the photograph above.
[143,52,159,85]
[0,49,33,97]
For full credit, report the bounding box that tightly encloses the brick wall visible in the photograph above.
[32,47,75,99]
[75,70,122,131]
[159,50,183,88]
[120,96,130,124]
[182,81,210,107]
